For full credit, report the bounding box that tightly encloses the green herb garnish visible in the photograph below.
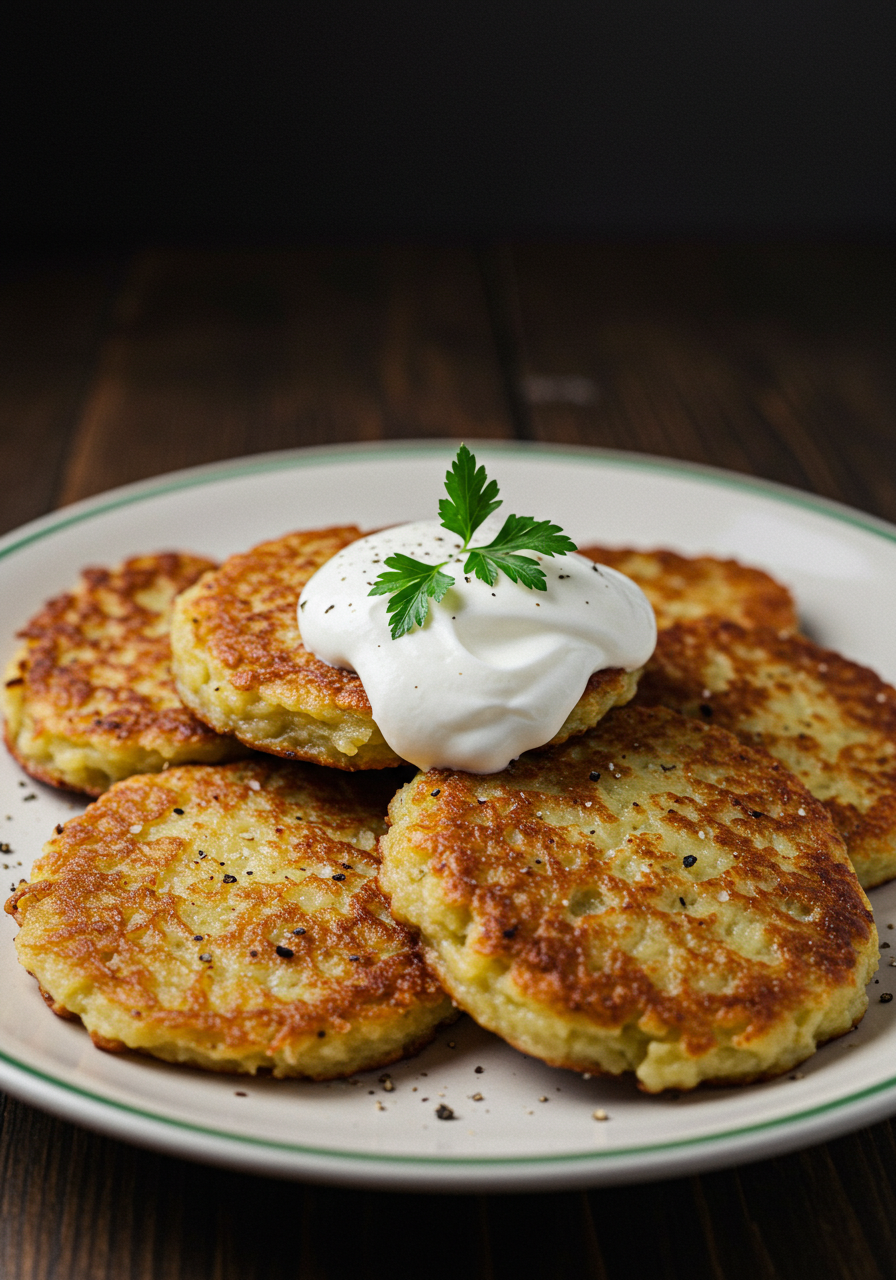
[369,445,576,638]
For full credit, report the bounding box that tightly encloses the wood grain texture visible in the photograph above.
[57,247,512,506]
[0,256,121,535]
[1,245,896,1279]
[495,245,896,522]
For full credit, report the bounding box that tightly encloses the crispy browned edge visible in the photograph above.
[5,552,238,796]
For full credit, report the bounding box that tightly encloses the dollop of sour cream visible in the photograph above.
[298,519,656,774]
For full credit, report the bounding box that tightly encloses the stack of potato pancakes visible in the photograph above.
[4,532,893,1091]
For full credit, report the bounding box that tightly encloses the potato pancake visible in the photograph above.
[3,553,242,795]
[635,619,896,887]
[578,546,798,632]
[379,706,876,1092]
[5,759,452,1078]
[171,527,640,770]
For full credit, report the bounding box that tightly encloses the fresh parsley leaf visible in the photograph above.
[438,444,501,545]
[465,514,577,587]
[368,447,576,637]
[472,513,577,559]
[368,554,454,639]
[464,548,547,589]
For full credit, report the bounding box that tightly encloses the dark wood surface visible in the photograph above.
[1,245,894,1280]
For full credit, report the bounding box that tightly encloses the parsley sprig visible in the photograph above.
[369,445,576,638]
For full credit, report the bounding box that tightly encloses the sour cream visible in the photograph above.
[298,519,656,774]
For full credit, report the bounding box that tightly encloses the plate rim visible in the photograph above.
[2,1041,896,1175]
[3,438,896,566]
[2,438,896,1188]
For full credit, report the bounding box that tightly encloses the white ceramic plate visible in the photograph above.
[1,441,895,1193]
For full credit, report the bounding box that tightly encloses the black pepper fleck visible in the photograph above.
[332,873,346,882]
[223,874,237,883]
[173,808,184,815]
[193,935,203,941]
[589,771,600,782]
[679,897,686,907]
[435,1104,456,1120]
[199,953,211,962]
[881,993,893,1003]
[276,945,294,959]
[502,927,517,939]
[293,927,306,935]
[683,855,697,868]
[431,789,441,797]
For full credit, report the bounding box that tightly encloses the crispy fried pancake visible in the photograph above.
[379,706,876,1092]
[171,527,641,770]
[634,620,896,888]
[5,759,452,1078]
[3,553,242,796]
[578,547,798,632]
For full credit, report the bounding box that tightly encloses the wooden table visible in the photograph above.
[1,244,894,1280]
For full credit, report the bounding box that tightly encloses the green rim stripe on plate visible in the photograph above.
[2,1044,896,1168]
[2,442,896,565]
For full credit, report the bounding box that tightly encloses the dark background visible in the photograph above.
[3,0,894,245]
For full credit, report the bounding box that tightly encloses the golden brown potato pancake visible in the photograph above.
[6,758,452,1078]
[578,546,798,632]
[635,619,896,887]
[3,553,242,795]
[380,706,876,1092]
[171,527,640,770]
